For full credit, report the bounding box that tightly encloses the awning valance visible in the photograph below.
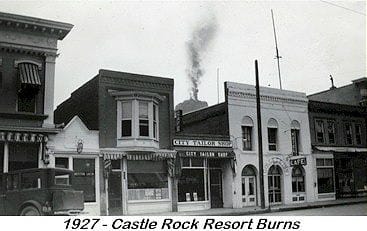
[314,146,367,153]
[101,150,176,161]
[0,131,48,143]
[18,63,41,86]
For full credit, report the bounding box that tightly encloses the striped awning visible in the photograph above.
[18,63,41,86]
[101,150,176,161]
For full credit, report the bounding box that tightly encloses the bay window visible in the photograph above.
[139,102,149,137]
[121,102,132,137]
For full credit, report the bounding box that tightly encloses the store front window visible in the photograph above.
[316,158,335,194]
[127,160,168,201]
[178,158,208,202]
[73,158,96,202]
[8,143,38,171]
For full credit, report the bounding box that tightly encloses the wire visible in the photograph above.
[320,0,366,16]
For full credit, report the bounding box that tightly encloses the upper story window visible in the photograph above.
[291,120,301,155]
[327,120,336,144]
[241,116,253,151]
[315,119,325,143]
[355,124,362,145]
[121,102,132,137]
[16,62,42,113]
[344,123,353,145]
[267,118,278,151]
[110,90,164,146]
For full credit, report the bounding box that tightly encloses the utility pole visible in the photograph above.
[255,60,265,209]
[271,9,283,90]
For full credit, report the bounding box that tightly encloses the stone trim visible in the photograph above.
[101,76,173,90]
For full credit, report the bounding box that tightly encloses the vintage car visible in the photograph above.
[0,168,84,215]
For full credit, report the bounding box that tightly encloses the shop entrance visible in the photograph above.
[241,165,257,207]
[209,168,223,208]
[108,160,123,215]
[268,165,282,204]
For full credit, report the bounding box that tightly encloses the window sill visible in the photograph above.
[178,200,209,204]
[128,199,171,204]
[239,150,256,154]
[0,112,48,120]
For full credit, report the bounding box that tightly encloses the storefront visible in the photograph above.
[0,130,54,173]
[48,116,101,215]
[314,147,367,199]
[101,150,176,215]
[173,138,235,212]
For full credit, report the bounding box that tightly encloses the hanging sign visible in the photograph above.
[289,157,307,166]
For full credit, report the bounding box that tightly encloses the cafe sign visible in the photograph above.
[173,139,232,148]
[289,157,307,166]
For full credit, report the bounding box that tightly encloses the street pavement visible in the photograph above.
[263,203,367,216]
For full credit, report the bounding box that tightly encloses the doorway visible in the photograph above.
[268,165,282,204]
[108,160,123,215]
[209,168,223,208]
[241,165,257,207]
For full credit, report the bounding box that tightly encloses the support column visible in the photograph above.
[121,157,128,215]
[171,177,178,212]
[43,54,57,128]
[3,142,8,173]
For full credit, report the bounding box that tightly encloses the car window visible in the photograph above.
[7,174,19,190]
[21,172,42,189]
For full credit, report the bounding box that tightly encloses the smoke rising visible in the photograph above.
[186,15,218,101]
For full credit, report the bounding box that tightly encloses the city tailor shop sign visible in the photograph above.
[178,150,233,158]
[173,139,233,148]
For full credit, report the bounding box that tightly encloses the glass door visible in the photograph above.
[241,176,256,206]
[268,174,282,204]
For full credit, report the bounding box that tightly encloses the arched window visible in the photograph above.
[267,118,278,151]
[241,116,253,151]
[291,120,301,155]
[292,166,305,193]
[242,165,256,176]
[268,165,282,175]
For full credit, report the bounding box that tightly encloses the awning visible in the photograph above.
[18,63,41,86]
[101,150,176,161]
[314,146,367,153]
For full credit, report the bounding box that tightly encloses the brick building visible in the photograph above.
[53,70,176,215]
[308,77,367,200]
[0,12,72,173]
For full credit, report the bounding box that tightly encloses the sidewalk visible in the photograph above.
[144,197,367,216]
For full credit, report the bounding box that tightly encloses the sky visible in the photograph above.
[0,0,365,108]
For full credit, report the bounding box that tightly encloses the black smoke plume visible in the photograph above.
[186,15,218,101]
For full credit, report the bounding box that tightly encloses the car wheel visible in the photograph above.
[20,206,41,216]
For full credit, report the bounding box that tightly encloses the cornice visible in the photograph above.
[227,90,308,104]
[100,76,173,91]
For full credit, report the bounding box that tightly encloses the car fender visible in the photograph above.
[18,200,43,215]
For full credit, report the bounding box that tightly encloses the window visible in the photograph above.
[327,120,336,144]
[0,72,2,89]
[291,129,300,155]
[121,102,132,137]
[268,128,277,151]
[17,91,36,113]
[153,104,158,139]
[242,126,252,151]
[139,101,149,137]
[344,123,353,145]
[127,161,168,200]
[315,119,325,143]
[292,167,305,193]
[355,124,362,145]
[267,118,278,151]
[316,158,335,194]
[55,158,70,185]
[73,158,96,202]
[178,158,208,202]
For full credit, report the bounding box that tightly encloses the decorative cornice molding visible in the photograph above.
[101,76,173,90]
[108,89,166,102]
[228,90,308,104]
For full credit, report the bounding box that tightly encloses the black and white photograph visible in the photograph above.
[0,0,366,224]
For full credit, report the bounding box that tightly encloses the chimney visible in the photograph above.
[329,75,336,90]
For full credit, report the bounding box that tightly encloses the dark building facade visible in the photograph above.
[54,70,176,215]
[308,78,367,200]
[0,12,72,173]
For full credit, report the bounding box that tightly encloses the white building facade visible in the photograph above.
[225,82,316,208]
